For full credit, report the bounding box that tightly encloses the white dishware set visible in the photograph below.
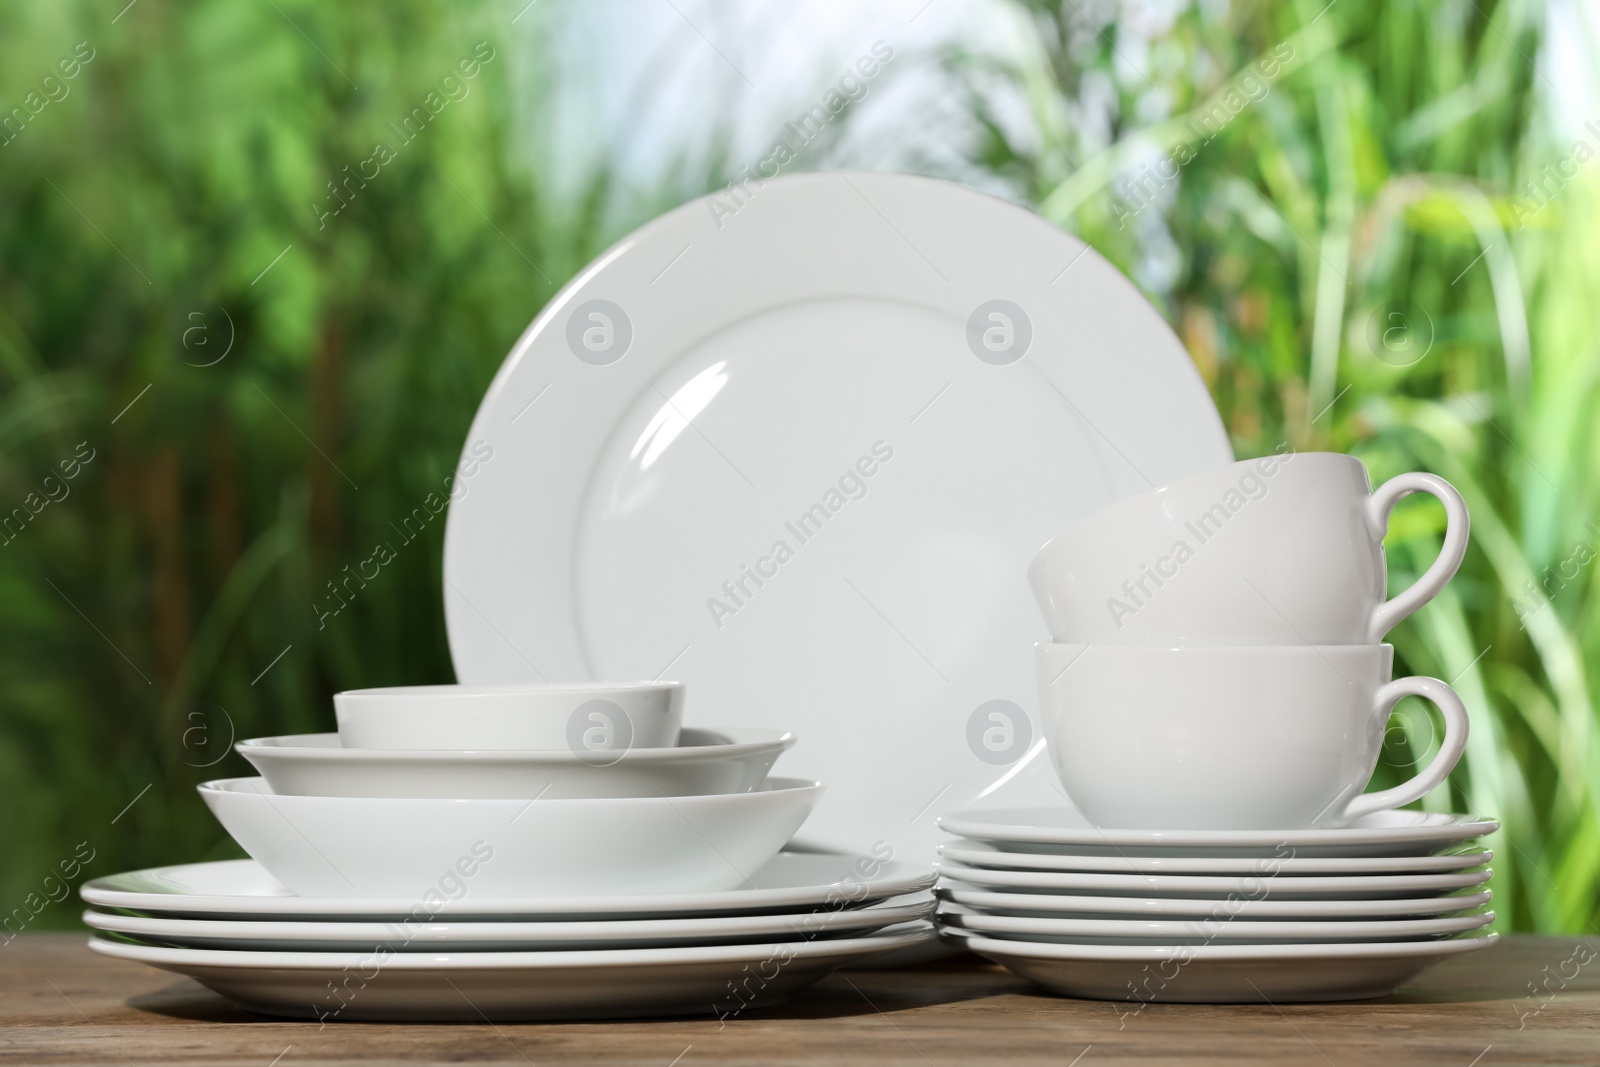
[82,171,1495,1016]
[939,452,1497,1001]
[83,683,934,1020]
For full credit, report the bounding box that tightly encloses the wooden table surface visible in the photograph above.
[7,932,1599,1065]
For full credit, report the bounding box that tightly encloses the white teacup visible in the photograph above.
[1028,452,1469,644]
[1035,642,1468,830]
[334,683,684,752]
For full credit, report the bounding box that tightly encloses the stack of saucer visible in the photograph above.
[936,452,1497,1002]
[935,807,1497,1002]
[82,683,933,1021]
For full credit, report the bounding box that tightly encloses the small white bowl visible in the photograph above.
[333,682,684,751]
[235,728,795,799]
[198,776,823,898]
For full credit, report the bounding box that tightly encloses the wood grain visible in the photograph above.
[6,933,1599,1065]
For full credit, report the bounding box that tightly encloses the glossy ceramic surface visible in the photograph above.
[1028,452,1469,644]
[83,897,934,952]
[333,682,683,751]
[1035,643,1469,829]
[935,862,1492,900]
[939,907,1493,944]
[87,925,935,1021]
[198,776,822,898]
[237,728,792,799]
[936,807,1498,858]
[938,840,1493,875]
[947,930,1497,1003]
[937,885,1495,920]
[80,854,933,920]
[441,170,1233,864]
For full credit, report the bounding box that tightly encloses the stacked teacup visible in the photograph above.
[936,452,1501,1002]
[82,683,934,1021]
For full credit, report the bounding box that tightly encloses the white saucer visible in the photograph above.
[938,808,1499,857]
[84,897,933,952]
[88,925,934,1021]
[939,907,1494,944]
[938,886,1495,920]
[939,840,1493,875]
[80,854,933,921]
[442,170,1233,867]
[947,930,1498,1002]
[936,862,1493,899]
[237,728,794,799]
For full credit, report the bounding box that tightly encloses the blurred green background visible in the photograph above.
[2,0,1596,934]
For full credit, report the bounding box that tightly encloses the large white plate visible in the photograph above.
[939,885,1495,920]
[236,728,793,799]
[939,907,1494,944]
[936,863,1493,899]
[442,171,1232,865]
[939,840,1493,875]
[87,925,934,1022]
[80,854,933,921]
[83,897,933,952]
[938,808,1499,857]
[946,930,1498,1002]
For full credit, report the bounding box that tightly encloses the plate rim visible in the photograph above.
[86,924,936,971]
[946,929,1501,962]
[79,856,937,918]
[937,808,1501,848]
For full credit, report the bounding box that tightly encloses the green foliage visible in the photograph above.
[2,0,1595,937]
[0,0,611,927]
[943,0,1600,931]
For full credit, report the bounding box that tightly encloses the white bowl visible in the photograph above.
[235,728,794,799]
[198,776,822,898]
[333,682,684,751]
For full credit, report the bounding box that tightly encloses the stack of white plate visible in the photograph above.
[83,853,932,1021]
[83,687,934,1021]
[934,807,1499,1003]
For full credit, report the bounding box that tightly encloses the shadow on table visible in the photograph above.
[127,981,278,1024]
[123,959,1014,1026]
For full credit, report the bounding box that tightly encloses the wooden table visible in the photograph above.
[7,933,1598,1064]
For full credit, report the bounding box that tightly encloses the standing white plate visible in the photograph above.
[938,907,1494,944]
[83,897,933,952]
[442,171,1231,865]
[938,808,1498,857]
[80,854,932,921]
[939,841,1493,875]
[938,886,1495,920]
[936,863,1493,899]
[946,930,1498,1002]
[87,925,933,1022]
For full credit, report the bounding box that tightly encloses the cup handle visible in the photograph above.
[1364,472,1470,642]
[1338,675,1469,824]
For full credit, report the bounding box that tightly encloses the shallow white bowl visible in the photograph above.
[236,728,792,799]
[198,776,822,898]
[333,682,683,751]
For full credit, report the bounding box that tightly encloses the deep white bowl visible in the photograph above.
[198,776,822,898]
[333,682,684,751]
